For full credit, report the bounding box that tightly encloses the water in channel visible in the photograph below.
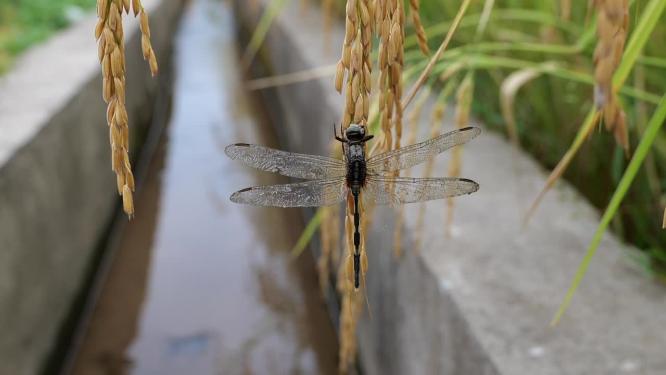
[69,0,338,374]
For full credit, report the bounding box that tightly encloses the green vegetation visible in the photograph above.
[405,0,666,278]
[0,0,96,73]
[305,1,666,314]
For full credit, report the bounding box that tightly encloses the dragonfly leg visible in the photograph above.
[334,123,346,143]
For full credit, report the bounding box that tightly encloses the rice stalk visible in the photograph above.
[424,54,660,104]
[402,0,472,110]
[291,208,324,257]
[632,64,661,201]
[95,0,158,218]
[409,0,430,56]
[404,8,584,51]
[331,204,342,267]
[475,0,495,40]
[561,0,572,20]
[245,63,337,90]
[552,94,666,325]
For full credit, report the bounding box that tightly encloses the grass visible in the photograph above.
[409,0,666,278]
[400,0,666,321]
[0,0,96,73]
[553,94,666,325]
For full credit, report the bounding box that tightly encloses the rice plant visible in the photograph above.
[403,0,665,320]
[95,0,158,217]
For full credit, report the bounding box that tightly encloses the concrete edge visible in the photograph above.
[0,1,183,374]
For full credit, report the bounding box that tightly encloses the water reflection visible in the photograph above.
[70,0,337,374]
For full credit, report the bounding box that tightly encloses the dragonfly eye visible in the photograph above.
[345,124,365,141]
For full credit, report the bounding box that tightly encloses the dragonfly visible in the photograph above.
[225,124,480,289]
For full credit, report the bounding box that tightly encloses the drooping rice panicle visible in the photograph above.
[593,0,629,150]
[409,0,430,55]
[334,1,374,372]
[95,0,157,218]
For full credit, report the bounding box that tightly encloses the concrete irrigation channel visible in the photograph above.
[2,0,338,374]
[1,0,665,374]
[0,0,182,373]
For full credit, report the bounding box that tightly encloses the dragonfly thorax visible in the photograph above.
[343,124,369,192]
[345,124,366,143]
[345,130,367,192]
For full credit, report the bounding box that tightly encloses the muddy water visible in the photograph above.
[69,1,338,374]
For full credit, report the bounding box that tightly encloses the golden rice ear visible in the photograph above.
[593,0,630,149]
[116,173,125,196]
[345,254,354,286]
[334,61,345,93]
[132,0,140,16]
[409,0,430,55]
[335,1,387,370]
[95,0,157,217]
[122,185,134,217]
[139,9,150,38]
[97,0,109,19]
[361,249,368,274]
[148,49,159,76]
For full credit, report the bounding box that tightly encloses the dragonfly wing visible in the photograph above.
[225,143,346,179]
[366,126,481,173]
[364,175,479,207]
[230,178,347,207]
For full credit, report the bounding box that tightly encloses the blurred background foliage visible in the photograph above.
[419,0,666,277]
[0,0,96,73]
[322,0,666,277]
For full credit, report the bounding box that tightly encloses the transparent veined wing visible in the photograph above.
[225,143,346,179]
[366,126,481,174]
[363,175,479,207]
[230,178,347,207]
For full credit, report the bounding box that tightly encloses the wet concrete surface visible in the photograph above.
[69,1,338,374]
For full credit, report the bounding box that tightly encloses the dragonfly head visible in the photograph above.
[345,124,366,142]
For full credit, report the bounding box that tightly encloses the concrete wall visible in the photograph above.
[235,1,666,374]
[0,1,182,373]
